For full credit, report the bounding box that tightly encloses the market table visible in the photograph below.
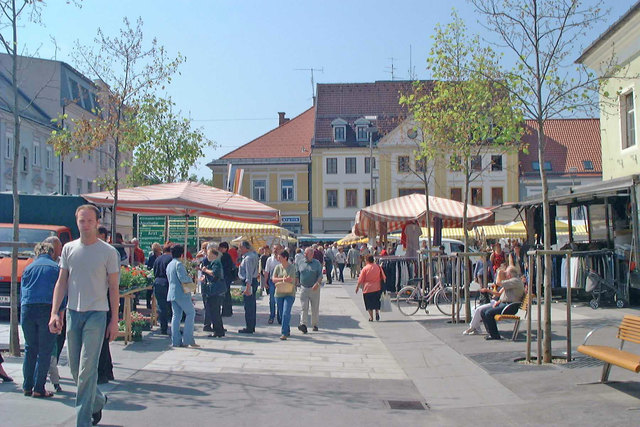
[118,285,157,344]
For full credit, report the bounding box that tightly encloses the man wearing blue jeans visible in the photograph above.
[264,244,283,324]
[50,205,120,427]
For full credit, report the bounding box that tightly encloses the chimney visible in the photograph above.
[278,112,289,126]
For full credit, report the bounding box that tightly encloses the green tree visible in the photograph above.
[49,17,183,237]
[128,96,214,186]
[471,0,620,362]
[402,11,524,321]
[0,0,46,356]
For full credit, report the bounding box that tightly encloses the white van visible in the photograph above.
[393,238,468,257]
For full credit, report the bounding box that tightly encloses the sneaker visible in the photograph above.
[312,326,318,332]
[468,329,482,336]
[462,327,474,335]
[92,395,107,425]
[187,343,201,348]
[279,335,287,340]
[298,324,308,334]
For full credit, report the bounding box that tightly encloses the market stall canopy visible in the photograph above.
[504,220,570,233]
[353,193,494,236]
[336,232,368,245]
[82,182,280,224]
[198,217,290,238]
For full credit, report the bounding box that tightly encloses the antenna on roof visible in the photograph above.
[295,67,324,100]
[386,57,396,80]
[408,45,416,80]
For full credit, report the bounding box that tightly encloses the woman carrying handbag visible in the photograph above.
[356,255,387,321]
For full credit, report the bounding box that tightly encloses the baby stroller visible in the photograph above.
[585,269,624,309]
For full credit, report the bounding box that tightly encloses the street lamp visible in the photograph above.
[365,115,378,206]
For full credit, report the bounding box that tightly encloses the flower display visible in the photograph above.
[119,265,154,291]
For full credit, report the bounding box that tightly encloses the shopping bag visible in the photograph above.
[380,292,392,312]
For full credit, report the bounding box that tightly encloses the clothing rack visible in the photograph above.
[377,256,420,292]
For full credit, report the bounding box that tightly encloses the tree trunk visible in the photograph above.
[537,120,553,363]
[9,1,21,356]
[463,166,471,322]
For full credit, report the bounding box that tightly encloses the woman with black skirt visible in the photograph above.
[355,255,386,321]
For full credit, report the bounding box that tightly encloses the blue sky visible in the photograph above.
[19,0,637,179]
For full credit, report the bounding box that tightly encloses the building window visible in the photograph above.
[398,188,424,197]
[531,161,552,171]
[77,178,83,194]
[327,189,338,208]
[334,126,346,142]
[365,157,376,174]
[622,91,636,149]
[471,155,482,171]
[20,148,28,173]
[69,78,80,102]
[491,155,502,171]
[252,179,266,201]
[81,86,92,110]
[345,157,356,174]
[281,179,294,201]
[491,187,503,206]
[583,160,594,170]
[32,140,40,166]
[99,149,106,168]
[398,155,410,173]
[45,146,53,170]
[365,189,376,206]
[450,187,462,202]
[356,126,368,142]
[5,133,13,159]
[87,181,93,193]
[471,187,483,206]
[415,158,426,172]
[326,157,337,174]
[63,175,70,195]
[345,189,357,208]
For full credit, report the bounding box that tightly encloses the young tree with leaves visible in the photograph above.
[402,12,524,321]
[471,0,619,362]
[0,0,46,356]
[128,96,214,186]
[49,17,183,237]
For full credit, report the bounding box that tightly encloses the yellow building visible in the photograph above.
[207,107,314,235]
[577,3,640,180]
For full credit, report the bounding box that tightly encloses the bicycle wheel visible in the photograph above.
[396,286,421,316]
[434,287,454,316]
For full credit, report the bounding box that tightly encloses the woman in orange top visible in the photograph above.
[356,255,387,322]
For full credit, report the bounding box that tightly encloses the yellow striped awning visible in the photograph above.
[198,217,291,238]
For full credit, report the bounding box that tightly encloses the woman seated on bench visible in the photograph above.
[463,269,507,335]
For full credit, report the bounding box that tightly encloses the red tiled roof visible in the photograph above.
[520,119,601,176]
[221,107,315,159]
[314,81,428,146]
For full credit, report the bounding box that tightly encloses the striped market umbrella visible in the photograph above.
[83,182,280,224]
[353,193,494,236]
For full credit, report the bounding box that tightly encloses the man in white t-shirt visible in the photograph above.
[50,205,120,427]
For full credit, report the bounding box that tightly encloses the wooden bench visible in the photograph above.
[494,294,530,341]
[577,314,640,383]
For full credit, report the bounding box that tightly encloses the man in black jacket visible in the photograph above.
[153,243,174,334]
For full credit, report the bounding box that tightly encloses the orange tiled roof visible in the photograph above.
[520,118,601,176]
[221,107,314,159]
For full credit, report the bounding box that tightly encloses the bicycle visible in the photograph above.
[395,276,455,316]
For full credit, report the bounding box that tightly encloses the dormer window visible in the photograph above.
[354,117,371,142]
[331,118,348,142]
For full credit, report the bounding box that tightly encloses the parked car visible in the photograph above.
[0,224,72,311]
[394,238,469,257]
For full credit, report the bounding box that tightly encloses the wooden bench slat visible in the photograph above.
[577,345,640,373]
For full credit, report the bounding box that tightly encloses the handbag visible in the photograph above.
[276,281,296,294]
[380,292,392,312]
[182,281,197,294]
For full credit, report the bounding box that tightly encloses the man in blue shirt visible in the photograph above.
[21,241,62,397]
[237,241,259,334]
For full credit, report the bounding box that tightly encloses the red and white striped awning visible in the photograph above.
[83,182,280,224]
[353,193,494,236]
